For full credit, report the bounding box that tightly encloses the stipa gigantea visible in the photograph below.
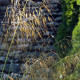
[0,0,60,79]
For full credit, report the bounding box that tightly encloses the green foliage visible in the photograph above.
[55,0,80,57]
[72,17,80,53]
[77,0,80,5]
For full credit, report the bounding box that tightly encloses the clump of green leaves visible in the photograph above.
[55,0,80,57]
[72,17,80,53]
